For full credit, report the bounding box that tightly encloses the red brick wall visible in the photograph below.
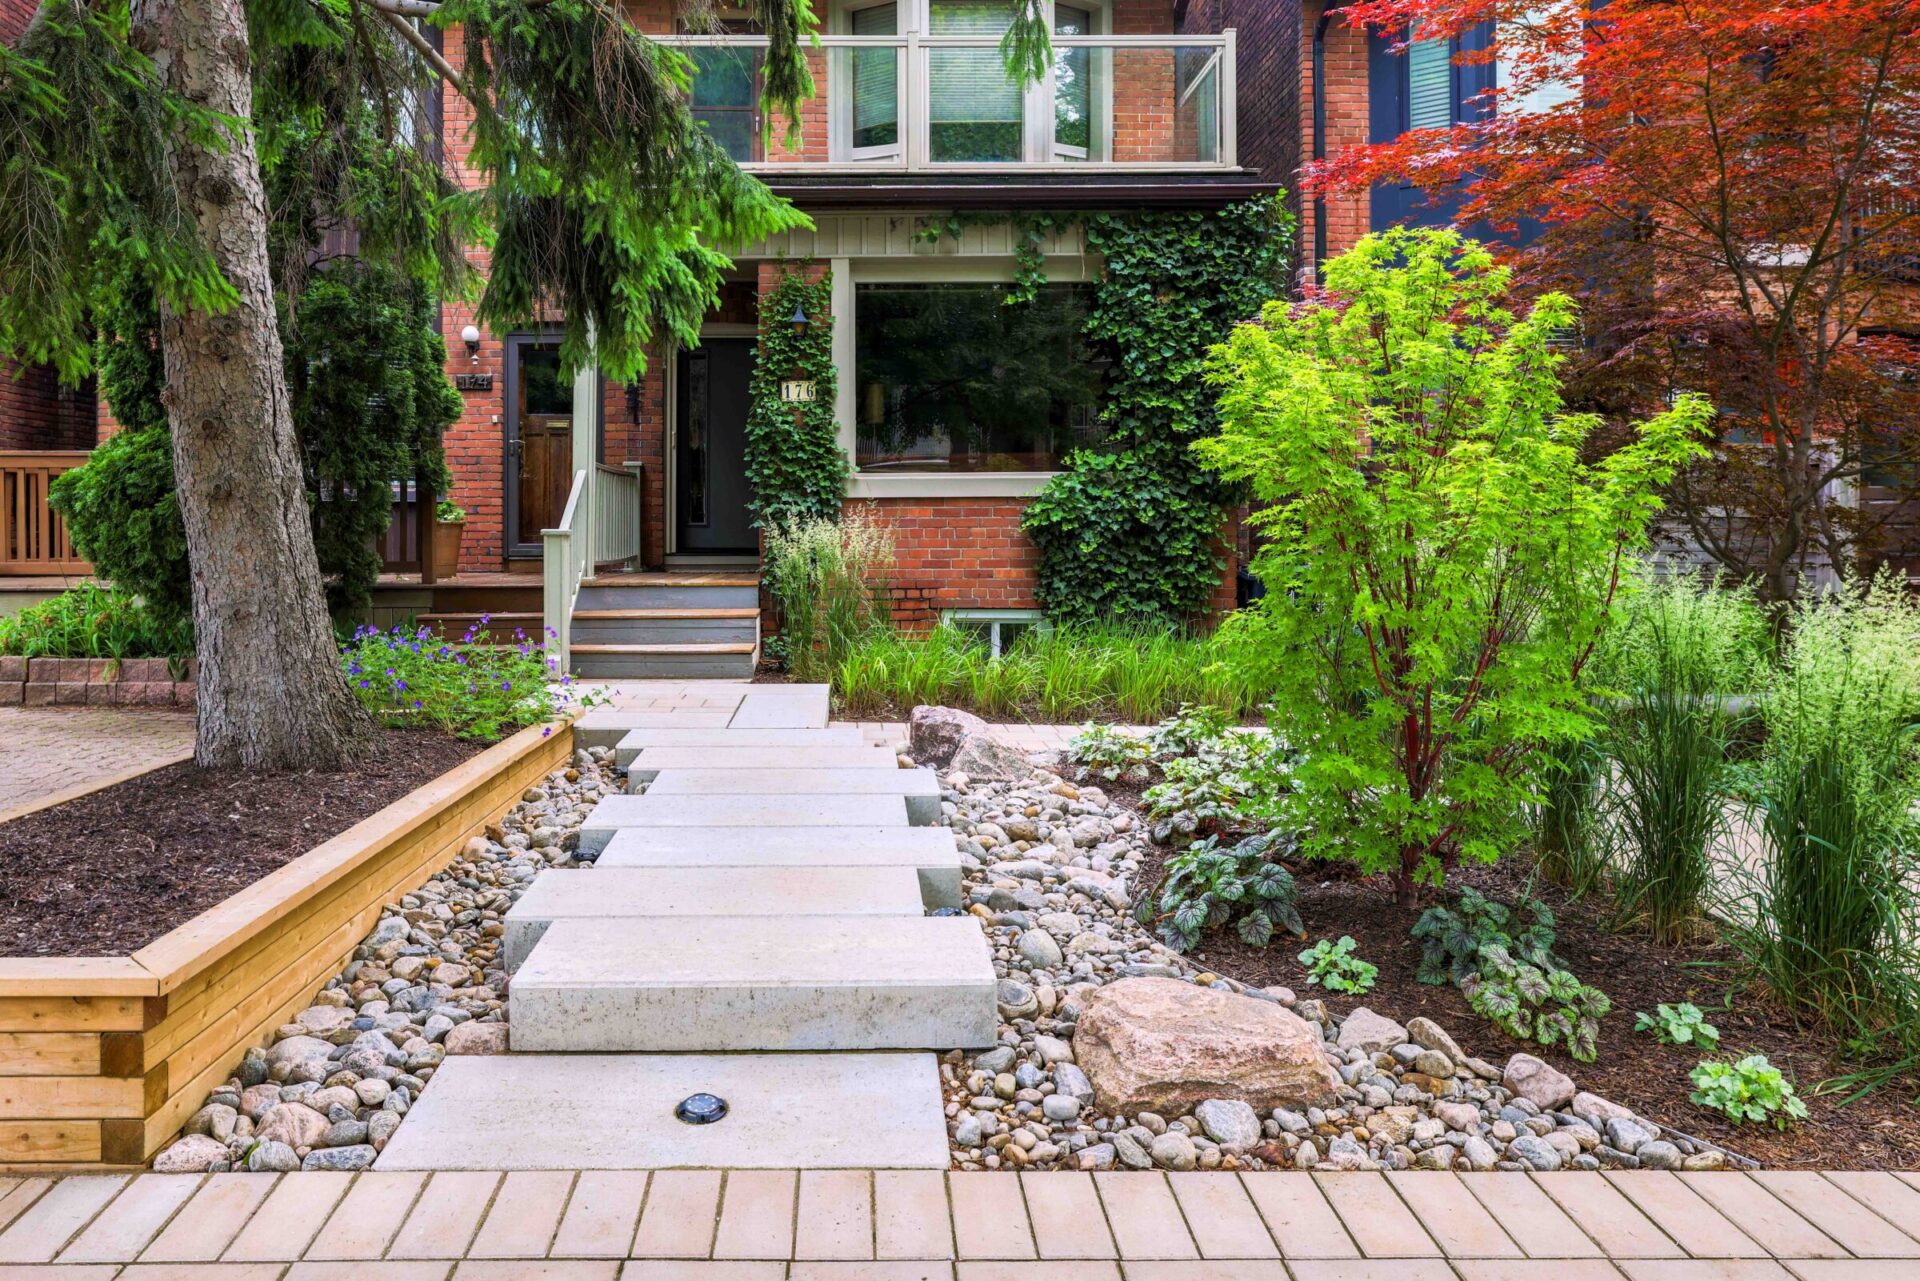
[0,359,97,452]
[1299,1,1370,276]
[851,497,1043,628]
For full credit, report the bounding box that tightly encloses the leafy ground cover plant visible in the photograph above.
[0,583,192,662]
[1690,1055,1808,1129]
[1637,1002,1720,1050]
[1198,228,1710,899]
[1459,942,1612,1063]
[1069,723,1155,781]
[341,619,600,740]
[1298,936,1378,995]
[1411,887,1557,987]
[1136,831,1305,951]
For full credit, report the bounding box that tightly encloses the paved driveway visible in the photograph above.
[0,706,195,816]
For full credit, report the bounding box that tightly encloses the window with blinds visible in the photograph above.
[1407,35,1454,131]
[850,3,899,151]
[928,0,1023,162]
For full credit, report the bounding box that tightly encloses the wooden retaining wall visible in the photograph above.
[0,719,572,1169]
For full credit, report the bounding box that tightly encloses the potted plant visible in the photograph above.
[432,499,467,579]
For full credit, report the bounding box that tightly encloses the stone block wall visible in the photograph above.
[0,656,197,708]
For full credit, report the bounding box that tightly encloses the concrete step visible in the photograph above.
[571,643,758,680]
[612,726,866,766]
[502,866,927,969]
[577,709,762,749]
[625,744,899,783]
[641,768,943,824]
[508,916,997,1052]
[576,581,759,610]
[373,1052,949,1169]
[570,612,758,646]
[595,825,964,909]
[729,686,829,728]
[579,794,911,854]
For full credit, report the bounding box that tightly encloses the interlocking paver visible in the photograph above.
[139,1175,273,1263]
[1821,1173,1920,1238]
[0,1178,128,1264]
[452,1262,620,1281]
[621,1264,785,1281]
[1781,1263,1920,1280]
[953,1264,1119,1281]
[1386,1173,1521,1258]
[1239,1172,1358,1258]
[1282,1261,1458,1281]
[389,1173,501,1260]
[1603,1172,1768,1259]
[287,1264,455,1281]
[1165,1174,1276,1259]
[949,1175,1034,1261]
[1677,1174,1846,1259]
[1118,1262,1290,1281]
[1537,1172,1684,1259]
[630,1170,722,1258]
[1453,1262,1627,1281]
[469,1172,574,1259]
[0,1265,121,1281]
[711,1171,797,1261]
[0,1181,52,1235]
[1614,1263,1796,1280]
[873,1172,952,1261]
[1019,1173,1114,1260]
[795,1171,873,1261]
[1090,1173,1196,1261]
[788,1264,952,1281]
[1750,1173,1920,1257]
[118,1265,284,1281]
[550,1173,647,1258]
[306,1172,427,1261]
[223,1171,353,1262]
[1313,1173,1438,1258]
[58,1175,200,1263]
[0,706,194,814]
[1460,1170,1603,1258]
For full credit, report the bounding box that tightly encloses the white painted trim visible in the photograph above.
[846,471,1056,499]
[848,255,1096,282]
[831,258,858,466]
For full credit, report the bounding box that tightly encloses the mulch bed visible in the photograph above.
[0,729,483,957]
[1123,809,1920,1171]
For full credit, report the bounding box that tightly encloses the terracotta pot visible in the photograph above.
[431,519,466,579]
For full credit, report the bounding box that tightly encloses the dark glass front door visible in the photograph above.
[675,337,756,552]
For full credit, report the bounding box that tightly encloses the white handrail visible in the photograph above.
[542,468,590,676]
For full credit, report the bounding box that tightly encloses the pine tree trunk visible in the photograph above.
[132,0,370,769]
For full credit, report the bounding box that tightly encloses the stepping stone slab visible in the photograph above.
[509,915,998,1052]
[595,825,964,909]
[578,794,910,854]
[575,710,737,746]
[614,725,865,766]
[643,767,943,824]
[729,687,830,728]
[373,1052,949,1169]
[502,866,928,970]
[625,745,900,782]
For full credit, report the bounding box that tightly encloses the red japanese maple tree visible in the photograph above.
[1309,0,1920,600]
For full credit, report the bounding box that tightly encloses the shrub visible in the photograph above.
[1298,936,1378,995]
[1136,831,1304,951]
[1689,1055,1808,1129]
[1636,1002,1720,1050]
[1197,229,1710,898]
[0,583,192,662]
[763,511,895,684]
[1531,734,1610,897]
[1411,887,1557,987]
[47,428,192,627]
[340,620,600,740]
[1460,942,1612,1062]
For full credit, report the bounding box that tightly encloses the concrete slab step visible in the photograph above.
[612,726,866,766]
[641,767,943,824]
[502,866,927,969]
[595,825,964,909]
[576,582,758,610]
[729,687,830,728]
[572,644,758,680]
[373,1052,950,1169]
[508,916,997,1052]
[578,794,911,854]
[571,616,758,646]
[625,745,899,782]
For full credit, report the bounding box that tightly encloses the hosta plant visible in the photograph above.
[1636,1002,1721,1050]
[1411,887,1558,986]
[1690,1055,1808,1129]
[1298,936,1378,995]
[1136,831,1304,951]
[1459,943,1612,1063]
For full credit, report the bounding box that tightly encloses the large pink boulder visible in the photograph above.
[1072,977,1341,1114]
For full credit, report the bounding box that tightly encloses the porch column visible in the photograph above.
[571,356,598,565]
[831,258,855,474]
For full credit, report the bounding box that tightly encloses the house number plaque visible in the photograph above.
[779,379,817,404]
[454,373,494,392]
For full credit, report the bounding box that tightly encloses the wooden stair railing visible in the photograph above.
[0,450,91,575]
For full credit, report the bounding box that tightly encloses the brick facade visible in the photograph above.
[0,359,96,452]
[1299,0,1370,277]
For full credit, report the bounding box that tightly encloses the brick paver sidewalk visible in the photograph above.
[0,1170,1915,1280]
[0,706,194,815]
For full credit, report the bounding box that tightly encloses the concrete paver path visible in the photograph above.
[0,706,194,816]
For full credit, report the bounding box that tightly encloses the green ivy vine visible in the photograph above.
[745,267,847,532]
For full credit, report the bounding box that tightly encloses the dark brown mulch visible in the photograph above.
[0,729,484,957]
[1125,817,1920,1171]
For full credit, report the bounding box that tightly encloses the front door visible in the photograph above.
[675,337,757,552]
[506,338,575,557]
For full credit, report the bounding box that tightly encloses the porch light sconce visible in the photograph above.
[788,303,811,339]
[459,324,481,359]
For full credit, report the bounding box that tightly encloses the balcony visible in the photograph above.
[663,29,1238,174]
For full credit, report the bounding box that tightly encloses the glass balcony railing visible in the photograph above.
[662,30,1238,171]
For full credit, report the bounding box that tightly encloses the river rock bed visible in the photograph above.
[149,745,615,1173]
[933,758,1735,1174]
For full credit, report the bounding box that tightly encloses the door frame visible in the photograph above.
[503,331,602,561]
[665,321,760,556]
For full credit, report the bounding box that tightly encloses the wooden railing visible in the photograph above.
[591,461,644,570]
[0,450,91,575]
[543,460,645,672]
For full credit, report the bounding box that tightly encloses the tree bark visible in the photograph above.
[132,0,371,769]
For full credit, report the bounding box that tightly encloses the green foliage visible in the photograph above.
[1139,728,1282,839]
[436,500,466,523]
[1197,228,1712,893]
[47,427,191,627]
[999,0,1053,90]
[1136,831,1303,952]
[1636,1002,1720,1050]
[1530,734,1610,897]
[745,269,846,532]
[287,263,461,614]
[1411,888,1558,987]
[763,511,894,683]
[1025,197,1293,625]
[1460,942,1612,1062]
[1298,936,1378,995]
[340,620,600,741]
[1689,1055,1808,1129]
[0,584,191,662]
[1070,723,1154,780]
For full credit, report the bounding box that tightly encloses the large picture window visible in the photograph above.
[854,282,1106,472]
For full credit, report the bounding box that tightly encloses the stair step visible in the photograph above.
[730,686,830,728]
[640,767,943,824]
[596,825,964,909]
[612,726,866,766]
[579,794,911,853]
[582,573,760,587]
[572,643,756,655]
[507,916,998,1052]
[573,608,759,620]
[626,745,899,782]
[503,866,927,970]
[576,582,759,610]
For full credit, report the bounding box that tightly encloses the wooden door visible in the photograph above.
[508,340,575,556]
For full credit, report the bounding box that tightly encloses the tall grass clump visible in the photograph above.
[1596,571,1769,943]
[0,583,193,662]
[1530,734,1610,898]
[1724,573,1920,1081]
[763,512,894,683]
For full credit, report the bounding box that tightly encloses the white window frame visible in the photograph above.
[830,0,908,162]
[945,608,1048,657]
